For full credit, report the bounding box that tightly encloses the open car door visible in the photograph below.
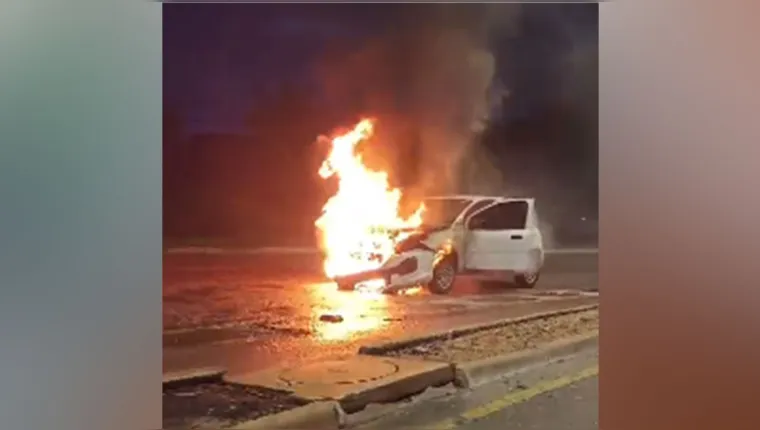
[463,198,543,271]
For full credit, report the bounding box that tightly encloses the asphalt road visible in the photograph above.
[163,250,598,376]
[352,341,599,430]
[456,376,598,430]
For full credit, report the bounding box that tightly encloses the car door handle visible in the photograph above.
[510,234,523,240]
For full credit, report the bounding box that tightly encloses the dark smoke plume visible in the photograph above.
[314,4,598,246]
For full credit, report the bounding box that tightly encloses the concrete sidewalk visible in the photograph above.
[351,342,598,430]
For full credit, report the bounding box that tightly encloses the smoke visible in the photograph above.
[408,4,597,248]
[399,4,522,198]
[312,4,521,198]
[313,4,597,246]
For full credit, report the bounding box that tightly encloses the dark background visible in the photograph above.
[163,3,598,248]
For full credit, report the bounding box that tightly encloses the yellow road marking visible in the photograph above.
[426,366,598,430]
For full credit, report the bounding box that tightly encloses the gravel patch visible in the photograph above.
[162,382,309,430]
[389,309,599,363]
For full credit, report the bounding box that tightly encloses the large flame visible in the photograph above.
[315,119,424,278]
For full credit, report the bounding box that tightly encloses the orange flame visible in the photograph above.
[315,119,424,278]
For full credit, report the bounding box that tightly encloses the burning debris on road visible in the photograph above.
[318,313,344,323]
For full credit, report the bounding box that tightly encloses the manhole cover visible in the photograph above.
[279,359,398,385]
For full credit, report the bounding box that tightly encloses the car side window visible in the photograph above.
[468,201,529,230]
[500,201,529,229]
[468,204,502,230]
[461,199,494,221]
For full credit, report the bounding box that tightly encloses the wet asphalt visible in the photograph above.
[163,250,597,376]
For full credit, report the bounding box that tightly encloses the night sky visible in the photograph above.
[164,3,598,135]
[164,4,395,134]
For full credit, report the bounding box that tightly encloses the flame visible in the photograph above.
[398,286,423,296]
[315,119,424,278]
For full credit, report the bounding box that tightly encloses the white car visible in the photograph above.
[333,195,545,294]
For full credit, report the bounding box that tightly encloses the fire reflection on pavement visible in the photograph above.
[309,282,390,342]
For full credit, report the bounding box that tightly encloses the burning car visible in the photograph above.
[314,119,544,295]
[331,195,545,294]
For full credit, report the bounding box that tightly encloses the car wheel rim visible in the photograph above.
[523,272,537,284]
[437,265,455,290]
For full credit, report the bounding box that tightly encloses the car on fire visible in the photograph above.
[332,195,545,294]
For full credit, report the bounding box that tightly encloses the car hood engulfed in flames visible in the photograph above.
[314,119,427,279]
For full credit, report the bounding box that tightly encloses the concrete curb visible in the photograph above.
[358,304,599,355]
[162,367,227,390]
[453,331,599,389]
[229,400,345,430]
[338,362,454,414]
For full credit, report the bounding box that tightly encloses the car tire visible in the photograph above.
[514,271,540,288]
[513,249,542,288]
[427,257,457,295]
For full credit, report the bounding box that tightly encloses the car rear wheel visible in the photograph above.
[427,258,457,295]
[514,271,540,288]
[514,250,542,288]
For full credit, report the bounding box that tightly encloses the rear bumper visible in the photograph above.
[332,250,436,292]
